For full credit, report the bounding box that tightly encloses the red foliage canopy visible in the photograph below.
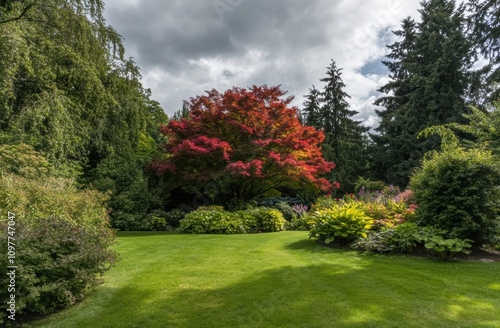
[152,85,337,200]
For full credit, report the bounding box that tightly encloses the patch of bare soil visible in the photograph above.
[453,247,500,262]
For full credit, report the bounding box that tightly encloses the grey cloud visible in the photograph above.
[103,0,422,123]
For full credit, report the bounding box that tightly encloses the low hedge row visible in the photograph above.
[178,206,286,234]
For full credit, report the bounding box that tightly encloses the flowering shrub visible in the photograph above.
[394,189,416,205]
[292,204,309,216]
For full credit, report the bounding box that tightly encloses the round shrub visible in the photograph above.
[309,203,373,244]
[248,207,286,232]
[177,206,286,234]
[410,148,500,244]
[0,174,117,323]
[274,201,296,221]
[178,207,248,234]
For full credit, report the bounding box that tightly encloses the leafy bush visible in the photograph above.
[164,209,187,228]
[248,207,286,232]
[177,206,285,234]
[90,153,167,231]
[353,222,421,254]
[354,224,473,260]
[355,177,386,193]
[0,143,50,178]
[150,216,167,230]
[310,196,339,211]
[178,207,248,234]
[285,215,311,231]
[285,205,311,231]
[410,147,500,244]
[356,198,416,231]
[0,174,117,323]
[421,235,473,261]
[274,201,296,221]
[309,203,373,244]
[352,229,399,253]
[392,222,421,252]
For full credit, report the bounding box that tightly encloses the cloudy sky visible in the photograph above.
[103,0,424,128]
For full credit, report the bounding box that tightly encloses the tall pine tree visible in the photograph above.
[469,0,500,101]
[302,85,322,127]
[371,18,418,184]
[371,0,475,187]
[303,60,369,193]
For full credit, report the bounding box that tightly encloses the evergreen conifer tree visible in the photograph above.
[371,0,475,187]
[303,60,369,192]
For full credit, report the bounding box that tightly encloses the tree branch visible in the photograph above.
[0,3,45,24]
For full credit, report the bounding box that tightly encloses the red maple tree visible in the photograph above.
[152,85,337,203]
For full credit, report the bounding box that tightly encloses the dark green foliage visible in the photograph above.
[372,0,476,187]
[354,177,386,193]
[0,172,117,323]
[171,100,191,121]
[302,85,322,127]
[257,197,302,208]
[164,209,187,228]
[410,147,500,244]
[273,201,296,221]
[285,215,311,231]
[468,0,500,101]
[150,214,167,231]
[89,149,168,231]
[0,0,169,233]
[0,217,117,320]
[445,103,500,156]
[303,60,369,192]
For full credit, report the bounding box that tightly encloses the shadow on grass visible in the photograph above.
[56,261,499,328]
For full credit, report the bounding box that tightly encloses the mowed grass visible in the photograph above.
[34,231,500,328]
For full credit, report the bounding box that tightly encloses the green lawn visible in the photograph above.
[34,232,500,328]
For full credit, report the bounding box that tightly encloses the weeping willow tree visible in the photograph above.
[0,1,169,230]
[0,0,167,167]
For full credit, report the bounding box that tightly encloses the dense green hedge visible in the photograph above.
[0,173,117,323]
[178,206,286,234]
[410,148,500,244]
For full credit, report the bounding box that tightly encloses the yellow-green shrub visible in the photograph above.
[178,207,248,234]
[178,206,286,234]
[309,203,373,244]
